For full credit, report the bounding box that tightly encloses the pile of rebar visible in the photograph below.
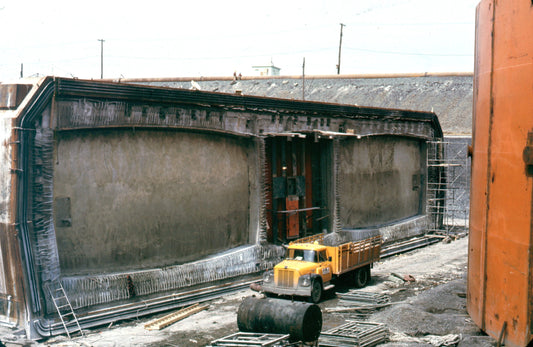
[319,321,389,347]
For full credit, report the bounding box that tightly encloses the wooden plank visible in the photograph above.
[144,303,208,331]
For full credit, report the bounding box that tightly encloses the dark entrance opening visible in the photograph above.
[265,135,332,244]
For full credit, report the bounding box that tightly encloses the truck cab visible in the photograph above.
[262,242,334,303]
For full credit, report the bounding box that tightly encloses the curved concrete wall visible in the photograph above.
[338,136,422,228]
[53,129,253,275]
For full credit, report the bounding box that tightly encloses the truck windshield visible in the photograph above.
[287,249,317,262]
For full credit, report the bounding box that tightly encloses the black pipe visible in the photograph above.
[237,296,322,342]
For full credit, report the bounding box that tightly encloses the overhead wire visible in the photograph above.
[345,47,473,57]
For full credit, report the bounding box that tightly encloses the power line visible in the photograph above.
[345,47,473,57]
[344,21,472,27]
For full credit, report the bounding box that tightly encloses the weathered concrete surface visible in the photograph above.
[54,129,253,275]
[339,136,422,228]
[442,136,471,222]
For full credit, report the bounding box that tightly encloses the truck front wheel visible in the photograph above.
[309,280,322,304]
[354,265,370,288]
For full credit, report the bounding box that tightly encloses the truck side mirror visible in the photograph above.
[328,256,332,262]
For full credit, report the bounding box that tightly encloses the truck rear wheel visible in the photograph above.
[354,265,370,288]
[309,280,322,304]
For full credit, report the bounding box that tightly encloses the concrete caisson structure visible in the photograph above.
[0,77,442,338]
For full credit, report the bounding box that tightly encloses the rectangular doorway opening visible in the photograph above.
[265,136,332,244]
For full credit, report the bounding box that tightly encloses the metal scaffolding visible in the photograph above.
[426,138,471,236]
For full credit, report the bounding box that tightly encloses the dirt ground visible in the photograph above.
[3,235,497,346]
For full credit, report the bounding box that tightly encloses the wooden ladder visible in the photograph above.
[48,282,84,338]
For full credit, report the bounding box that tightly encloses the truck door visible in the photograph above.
[317,249,333,283]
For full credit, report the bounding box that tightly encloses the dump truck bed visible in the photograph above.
[290,233,381,275]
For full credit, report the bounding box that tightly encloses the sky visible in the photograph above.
[0,0,480,81]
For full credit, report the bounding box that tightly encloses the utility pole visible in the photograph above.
[98,39,105,79]
[336,23,345,75]
[302,57,306,101]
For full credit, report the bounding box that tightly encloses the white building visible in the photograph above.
[252,62,281,76]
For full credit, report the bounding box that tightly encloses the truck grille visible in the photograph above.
[276,269,295,288]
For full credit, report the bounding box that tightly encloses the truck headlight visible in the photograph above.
[263,270,274,283]
[299,274,311,287]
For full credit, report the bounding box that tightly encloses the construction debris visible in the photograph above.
[326,291,391,317]
[389,332,461,346]
[249,282,263,292]
[337,291,390,306]
[319,321,389,346]
[144,303,208,331]
[403,274,416,283]
[325,304,392,315]
[209,332,290,347]
[390,272,416,283]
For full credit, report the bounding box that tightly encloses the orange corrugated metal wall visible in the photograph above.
[468,1,533,346]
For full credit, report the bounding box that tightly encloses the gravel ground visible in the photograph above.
[1,235,496,346]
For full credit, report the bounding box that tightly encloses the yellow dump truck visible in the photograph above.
[262,232,381,303]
